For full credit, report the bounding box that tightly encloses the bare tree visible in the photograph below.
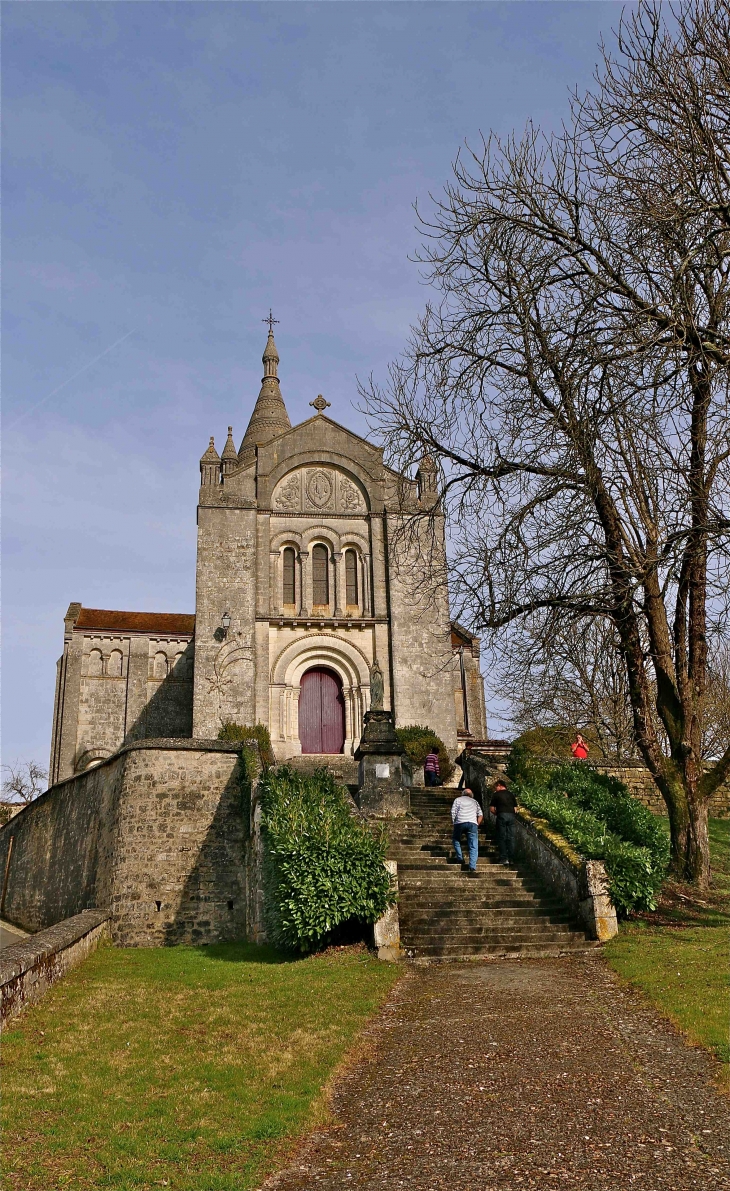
[500,617,638,762]
[703,641,730,760]
[1,760,48,805]
[361,0,730,886]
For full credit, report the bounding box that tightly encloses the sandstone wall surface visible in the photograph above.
[0,741,248,946]
[386,513,459,751]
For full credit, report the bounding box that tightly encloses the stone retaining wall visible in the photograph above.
[0,909,110,1027]
[459,744,730,817]
[462,752,617,940]
[0,740,252,946]
[587,762,730,818]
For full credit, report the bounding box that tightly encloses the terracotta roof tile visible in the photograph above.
[74,608,195,636]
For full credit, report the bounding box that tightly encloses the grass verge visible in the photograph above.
[604,819,730,1069]
[1,941,401,1190]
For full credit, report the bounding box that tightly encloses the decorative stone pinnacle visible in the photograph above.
[310,394,331,415]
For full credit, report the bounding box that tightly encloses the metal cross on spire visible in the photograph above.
[310,394,331,415]
[262,309,279,334]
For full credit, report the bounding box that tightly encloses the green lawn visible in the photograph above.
[604,819,730,1068]
[1,942,401,1191]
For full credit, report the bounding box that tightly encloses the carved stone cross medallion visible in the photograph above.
[306,469,334,509]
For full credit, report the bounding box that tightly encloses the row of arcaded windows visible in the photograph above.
[86,648,190,679]
[87,648,123,677]
[282,545,359,607]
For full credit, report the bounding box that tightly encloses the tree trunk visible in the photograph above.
[658,761,712,887]
[660,770,692,878]
[685,795,712,888]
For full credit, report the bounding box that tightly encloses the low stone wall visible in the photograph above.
[0,740,252,947]
[373,860,402,961]
[462,751,617,940]
[459,745,730,818]
[0,909,110,1027]
[588,762,730,818]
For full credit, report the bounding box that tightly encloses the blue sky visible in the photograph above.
[3,1,623,764]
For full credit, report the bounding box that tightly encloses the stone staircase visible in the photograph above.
[389,787,595,959]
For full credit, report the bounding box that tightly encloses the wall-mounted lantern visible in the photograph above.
[214,612,232,643]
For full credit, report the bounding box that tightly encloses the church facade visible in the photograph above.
[49,328,486,783]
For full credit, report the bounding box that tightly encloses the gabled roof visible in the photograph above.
[266,412,385,457]
[451,621,478,647]
[74,608,195,636]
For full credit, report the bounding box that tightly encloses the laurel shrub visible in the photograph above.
[260,765,393,954]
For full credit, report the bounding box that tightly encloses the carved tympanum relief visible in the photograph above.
[306,469,334,510]
[276,473,300,511]
[273,467,366,514]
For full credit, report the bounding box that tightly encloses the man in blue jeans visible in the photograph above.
[490,779,518,865]
[450,788,483,876]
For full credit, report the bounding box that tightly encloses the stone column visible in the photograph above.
[299,551,310,616]
[269,551,280,616]
[124,637,151,742]
[333,551,344,616]
[361,553,372,616]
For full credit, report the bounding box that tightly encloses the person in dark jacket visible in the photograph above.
[489,779,518,866]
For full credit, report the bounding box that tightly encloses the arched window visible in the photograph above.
[88,649,103,677]
[312,544,329,606]
[108,649,123,677]
[345,549,358,606]
[153,651,168,680]
[283,547,296,606]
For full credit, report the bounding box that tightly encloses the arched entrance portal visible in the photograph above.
[298,667,345,754]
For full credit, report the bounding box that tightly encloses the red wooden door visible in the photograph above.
[299,667,345,754]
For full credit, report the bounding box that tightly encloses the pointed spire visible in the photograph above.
[200,436,220,487]
[262,329,279,378]
[221,426,238,475]
[239,321,291,455]
[200,436,220,464]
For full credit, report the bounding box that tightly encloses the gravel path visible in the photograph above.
[265,957,729,1190]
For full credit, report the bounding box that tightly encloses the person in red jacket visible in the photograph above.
[570,733,589,760]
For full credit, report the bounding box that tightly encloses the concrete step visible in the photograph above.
[399,899,569,913]
[404,941,595,959]
[395,909,571,928]
[397,919,573,938]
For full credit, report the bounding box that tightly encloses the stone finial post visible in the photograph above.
[355,708,408,817]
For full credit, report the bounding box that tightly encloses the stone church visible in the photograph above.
[49,326,486,784]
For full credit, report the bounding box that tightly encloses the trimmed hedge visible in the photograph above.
[507,746,669,914]
[395,725,454,783]
[260,766,394,954]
